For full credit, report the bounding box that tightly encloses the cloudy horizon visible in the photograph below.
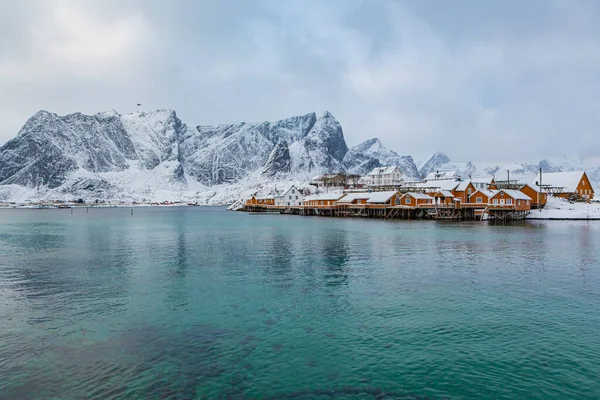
[1,0,599,164]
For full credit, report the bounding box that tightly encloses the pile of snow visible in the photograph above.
[526,197,600,220]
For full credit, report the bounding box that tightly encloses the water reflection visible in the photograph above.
[322,229,349,287]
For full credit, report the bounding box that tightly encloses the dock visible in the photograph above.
[242,202,529,221]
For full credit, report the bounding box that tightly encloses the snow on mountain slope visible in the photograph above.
[342,138,420,180]
[2,108,598,205]
[0,109,356,203]
[419,152,451,179]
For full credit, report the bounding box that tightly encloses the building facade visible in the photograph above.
[365,166,404,187]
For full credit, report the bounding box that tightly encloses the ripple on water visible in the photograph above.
[1,209,600,399]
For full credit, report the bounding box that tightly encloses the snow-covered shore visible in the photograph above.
[526,197,600,220]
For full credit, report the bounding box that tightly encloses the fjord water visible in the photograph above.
[1,208,599,399]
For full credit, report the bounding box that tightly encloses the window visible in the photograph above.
[583,181,586,186]
[406,197,411,204]
[287,202,290,206]
[476,197,482,203]
[468,188,473,195]
[295,196,298,200]
[292,189,296,193]
[493,199,498,204]
[507,199,512,205]
[289,196,292,200]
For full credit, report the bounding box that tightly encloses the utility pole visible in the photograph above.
[539,167,543,212]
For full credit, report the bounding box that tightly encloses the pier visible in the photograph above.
[243,202,528,221]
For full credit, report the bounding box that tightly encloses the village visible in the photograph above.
[243,167,596,221]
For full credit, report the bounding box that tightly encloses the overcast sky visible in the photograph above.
[1,0,599,163]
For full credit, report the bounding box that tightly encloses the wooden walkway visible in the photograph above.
[242,203,530,221]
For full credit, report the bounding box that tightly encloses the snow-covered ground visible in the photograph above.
[526,197,600,220]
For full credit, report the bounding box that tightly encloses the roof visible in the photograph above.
[424,170,458,181]
[494,189,532,201]
[304,192,344,201]
[255,194,274,200]
[421,180,460,191]
[470,189,497,199]
[532,171,589,193]
[366,191,399,203]
[520,183,541,193]
[403,192,433,200]
[367,166,399,176]
[336,192,373,203]
[435,190,454,197]
[455,180,473,191]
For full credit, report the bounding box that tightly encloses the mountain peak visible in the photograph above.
[419,152,451,178]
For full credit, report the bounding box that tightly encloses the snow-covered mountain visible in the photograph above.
[420,152,600,188]
[419,152,451,178]
[0,109,416,203]
[343,138,420,180]
[1,109,597,204]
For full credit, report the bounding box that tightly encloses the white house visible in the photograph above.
[275,185,304,207]
[366,166,404,187]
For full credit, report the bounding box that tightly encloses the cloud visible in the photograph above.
[1,0,599,164]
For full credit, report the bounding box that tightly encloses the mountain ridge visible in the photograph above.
[0,109,420,203]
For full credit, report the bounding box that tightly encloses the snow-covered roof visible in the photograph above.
[255,194,274,200]
[421,180,460,191]
[435,190,454,197]
[366,191,399,203]
[455,180,473,191]
[336,192,372,203]
[424,170,458,181]
[470,189,497,199]
[532,171,588,193]
[275,185,299,197]
[495,190,532,201]
[403,192,433,200]
[304,192,344,201]
[367,166,399,176]
[520,183,541,193]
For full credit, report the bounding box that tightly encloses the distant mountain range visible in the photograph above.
[418,152,600,185]
[0,109,421,203]
[0,109,597,204]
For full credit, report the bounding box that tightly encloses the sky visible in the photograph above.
[1,0,600,163]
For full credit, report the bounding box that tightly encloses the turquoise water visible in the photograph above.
[1,207,599,399]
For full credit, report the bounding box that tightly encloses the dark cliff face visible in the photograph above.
[0,109,185,189]
[262,141,291,178]
[0,109,353,192]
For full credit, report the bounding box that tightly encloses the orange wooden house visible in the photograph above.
[519,184,548,208]
[304,193,344,207]
[469,189,497,205]
[399,192,434,207]
[533,171,594,200]
[489,190,532,211]
[336,192,372,205]
[366,191,403,206]
[453,181,477,203]
[431,191,455,205]
[246,194,275,206]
